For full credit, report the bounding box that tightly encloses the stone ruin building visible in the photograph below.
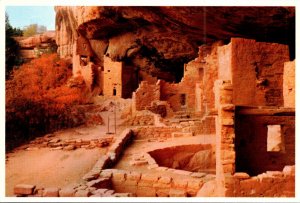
[12,6,295,198]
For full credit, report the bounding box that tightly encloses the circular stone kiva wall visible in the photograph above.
[148,144,215,173]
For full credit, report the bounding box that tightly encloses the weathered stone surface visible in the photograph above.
[169,189,187,197]
[196,180,216,197]
[158,176,172,184]
[42,187,59,197]
[86,178,111,189]
[14,184,36,195]
[63,145,76,151]
[74,189,91,197]
[59,188,75,197]
[283,165,295,176]
[233,172,250,179]
[82,171,99,181]
[283,60,295,108]
[114,192,133,197]
[172,178,188,189]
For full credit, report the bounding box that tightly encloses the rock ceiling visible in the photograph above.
[56,6,295,81]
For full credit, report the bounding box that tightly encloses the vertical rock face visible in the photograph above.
[55,6,78,59]
[283,60,295,108]
[55,6,294,95]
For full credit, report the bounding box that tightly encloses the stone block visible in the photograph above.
[88,187,97,193]
[187,179,203,190]
[136,186,156,197]
[221,118,234,126]
[233,172,250,179]
[14,184,36,195]
[153,182,171,189]
[43,187,59,197]
[221,104,235,111]
[283,165,295,176]
[63,145,76,151]
[138,174,159,187]
[114,184,137,194]
[74,189,91,197]
[223,163,235,174]
[158,176,172,184]
[76,185,87,190]
[86,177,111,189]
[125,179,139,186]
[141,173,159,182]
[100,170,113,178]
[112,170,126,183]
[82,171,100,181]
[191,172,206,178]
[156,188,170,197]
[196,180,216,197]
[129,160,148,166]
[240,177,259,191]
[103,189,115,196]
[266,171,284,178]
[221,150,235,161]
[169,188,187,197]
[172,178,188,189]
[59,188,75,197]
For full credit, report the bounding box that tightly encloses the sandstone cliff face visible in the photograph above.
[14,31,57,61]
[55,6,295,91]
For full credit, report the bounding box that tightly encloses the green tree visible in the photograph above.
[23,24,38,37]
[23,24,48,37]
[5,13,23,80]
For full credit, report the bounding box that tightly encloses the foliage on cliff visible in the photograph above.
[5,13,23,80]
[6,54,91,151]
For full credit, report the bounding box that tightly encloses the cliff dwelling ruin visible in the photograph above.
[6,6,295,198]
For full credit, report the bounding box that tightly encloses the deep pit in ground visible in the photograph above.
[148,144,216,173]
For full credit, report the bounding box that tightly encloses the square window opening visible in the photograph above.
[267,125,285,153]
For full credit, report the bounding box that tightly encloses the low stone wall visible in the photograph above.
[83,128,134,180]
[180,116,216,135]
[133,127,181,140]
[122,110,155,126]
[148,144,215,173]
[14,177,133,197]
[99,168,214,197]
[24,135,113,151]
[225,165,295,197]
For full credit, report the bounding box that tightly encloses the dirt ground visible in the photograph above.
[5,100,128,196]
[5,147,103,196]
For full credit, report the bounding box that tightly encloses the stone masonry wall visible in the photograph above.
[214,80,235,196]
[103,56,123,97]
[225,165,295,197]
[133,127,181,140]
[283,60,295,108]
[160,59,203,112]
[132,81,160,112]
[100,168,209,197]
[201,41,223,112]
[218,38,290,107]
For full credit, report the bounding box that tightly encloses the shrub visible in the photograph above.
[6,53,90,151]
